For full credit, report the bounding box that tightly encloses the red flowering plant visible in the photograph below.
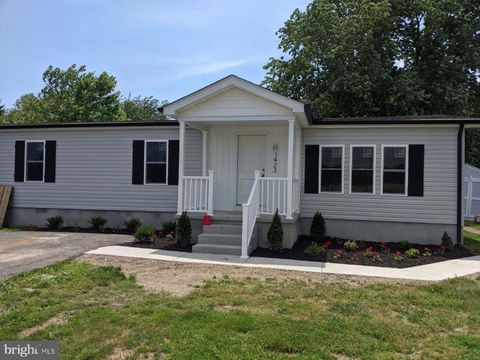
[372,251,382,262]
[322,240,332,249]
[364,247,374,257]
[380,241,390,253]
[423,246,432,257]
[393,251,404,262]
[333,249,344,259]
[165,230,175,242]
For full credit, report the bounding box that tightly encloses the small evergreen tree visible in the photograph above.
[267,210,283,252]
[310,211,326,242]
[176,211,192,247]
[441,231,453,251]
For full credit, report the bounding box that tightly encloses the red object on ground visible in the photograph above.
[203,214,212,225]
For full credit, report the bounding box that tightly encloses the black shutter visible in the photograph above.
[44,141,56,183]
[168,140,179,185]
[408,145,424,196]
[14,140,25,182]
[304,145,319,193]
[132,140,145,185]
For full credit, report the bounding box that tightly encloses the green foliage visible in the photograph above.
[45,216,63,230]
[405,248,420,258]
[176,212,192,247]
[89,216,107,230]
[122,94,167,121]
[263,0,480,118]
[162,221,176,235]
[133,226,155,243]
[310,212,326,242]
[398,240,410,250]
[267,210,284,252]
[304,243,326,257]
[124,218,142,233]
[343,240,359,251]
[442,231,453,251]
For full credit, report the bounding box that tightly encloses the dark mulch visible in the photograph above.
[120,237,192,253]
[251,235,474,268]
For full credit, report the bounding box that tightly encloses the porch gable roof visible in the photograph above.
[160,75,312,125]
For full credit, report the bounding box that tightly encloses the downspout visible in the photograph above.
[457,123,465,244]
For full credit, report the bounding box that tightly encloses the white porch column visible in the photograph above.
[286,118,295,219]
[202,130,208,176]
[177,121,185,215]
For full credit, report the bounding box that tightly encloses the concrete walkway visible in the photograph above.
[465,226,480,235]
[87,245,480,281]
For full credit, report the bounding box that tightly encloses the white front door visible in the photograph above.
[237,135,266,204]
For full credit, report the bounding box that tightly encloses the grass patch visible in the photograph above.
[465,220,480,230]
[1,261,480,359]
[464,230,480,255]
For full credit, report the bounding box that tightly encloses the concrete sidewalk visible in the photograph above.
[87,245,480,281]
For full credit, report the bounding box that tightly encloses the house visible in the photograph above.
[1,75,479,257]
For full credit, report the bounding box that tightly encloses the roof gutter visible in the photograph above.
[457,123,465,244]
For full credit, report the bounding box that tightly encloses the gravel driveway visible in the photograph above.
[0,231,132,279]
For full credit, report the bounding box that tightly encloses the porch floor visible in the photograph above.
[87,245,480,281]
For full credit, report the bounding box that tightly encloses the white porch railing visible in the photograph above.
[259,177,288,215]
[241,170,262,258]
[181,170,214,215]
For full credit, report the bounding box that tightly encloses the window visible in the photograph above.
[350,145,375,194]
[320,145,343,193]
[25,141,45,181]
[145,141,168,184]
[382,145,408,195]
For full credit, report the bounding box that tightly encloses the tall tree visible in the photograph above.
[263,0,480,118]
[5,64,126,123]
[122,95,167,121]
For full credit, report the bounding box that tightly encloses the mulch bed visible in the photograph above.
[120,237,193,253]
[251,235,474,268]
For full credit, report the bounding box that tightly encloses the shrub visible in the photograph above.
[176,212,192,247]
[393,251,404,262]
[398,240,410,250]
[124,218,142,233]
[133,226,155,242]
[310,212,326,242]
[405,248,420,258]
[304,243,326,257]
[162,221,176,235]
[423,246,432,257]
[46,216,64,230]
[267,210,284,252]
[441,231,453,251]
[89,216,107,230]
[364,247,374,257]
[343,240,358,251]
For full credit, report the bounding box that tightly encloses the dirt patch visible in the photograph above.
[19,313,68,338]
[78,254,427,297]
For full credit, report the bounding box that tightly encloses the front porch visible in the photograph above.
[162,75,309,257]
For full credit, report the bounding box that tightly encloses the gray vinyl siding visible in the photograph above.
[184,127,203,176]
[0,126,186,212]
[301,126,458,224]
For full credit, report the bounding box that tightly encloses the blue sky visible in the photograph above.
[0,0,310,107]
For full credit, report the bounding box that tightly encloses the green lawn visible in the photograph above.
[1,261,480,359]
[464,230,480,255]
[465,220,480,230]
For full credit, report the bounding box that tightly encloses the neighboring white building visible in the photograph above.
[464,164,480,219]
[1,75,479,257]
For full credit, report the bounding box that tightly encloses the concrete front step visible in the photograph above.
[202,224,242,235]
[192,243,242,256]
[197,233,241,246]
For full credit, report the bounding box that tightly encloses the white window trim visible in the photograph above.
[319,144,344,194]
[349,144,376,195]
[380,144,409,196]
[24,140,45,183]
[144,140,169,185]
